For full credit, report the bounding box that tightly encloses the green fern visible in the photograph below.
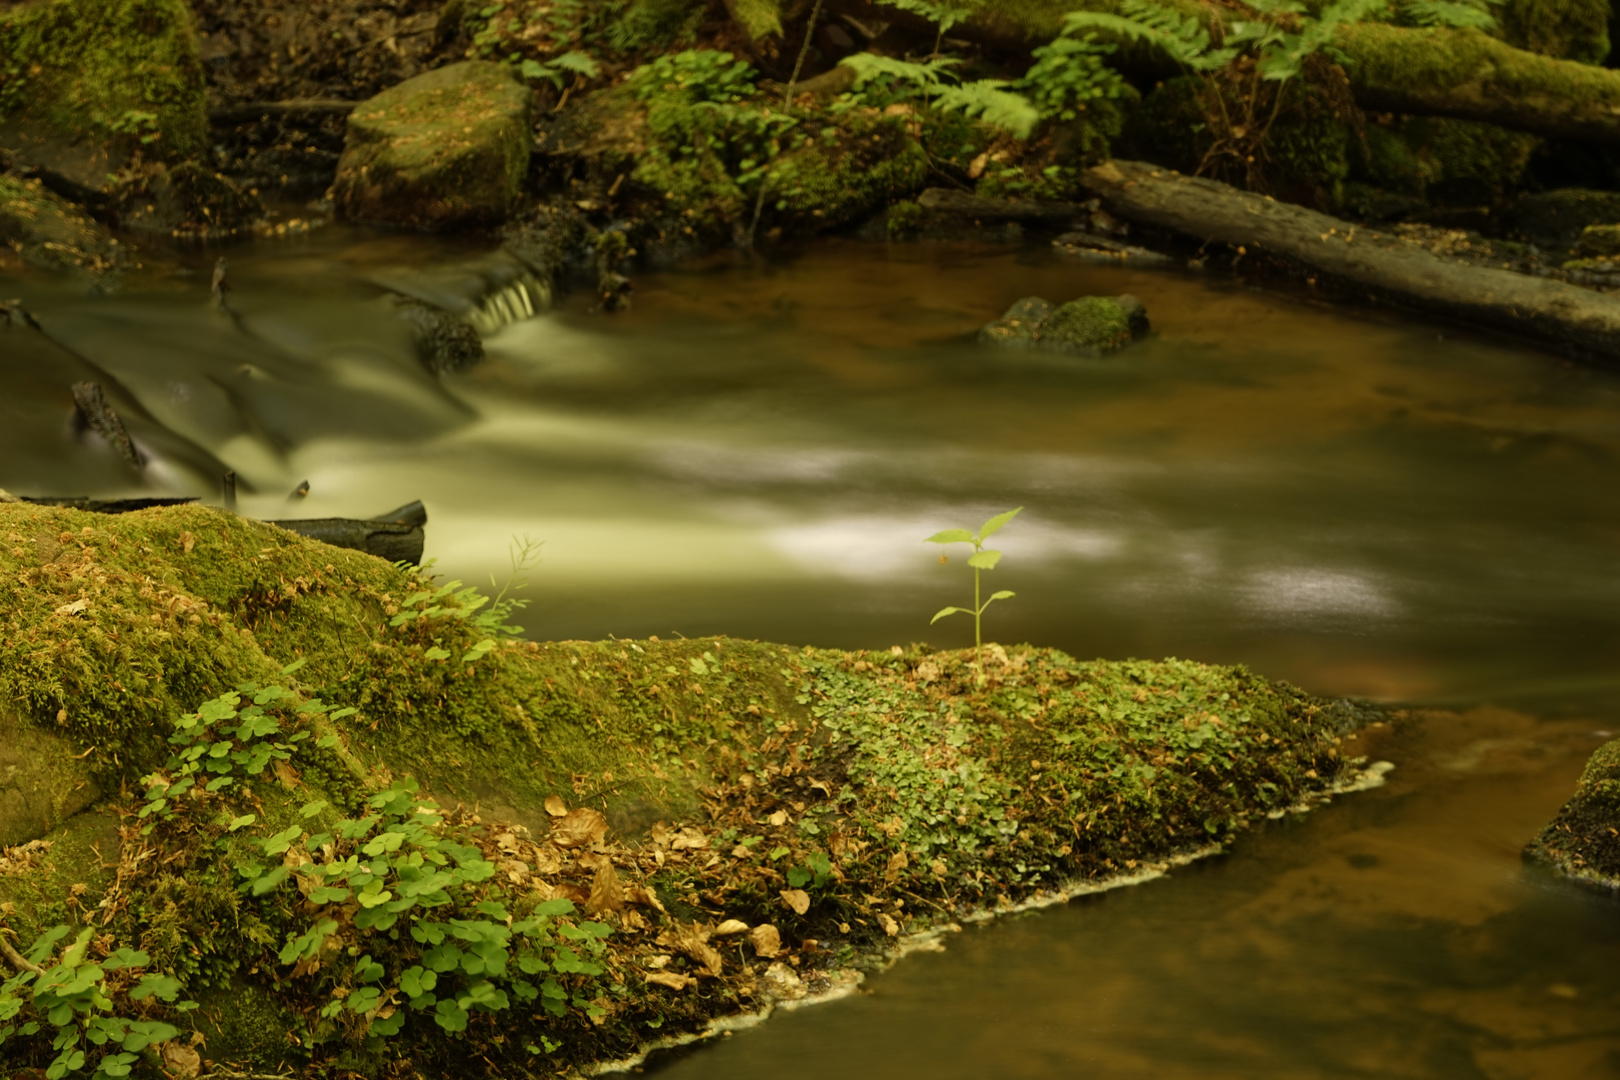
[1063,2,1235,73]
[935,80,1042,138]
[1399,0,1498,28]
[875,0,985,37]
[839,52,960,93]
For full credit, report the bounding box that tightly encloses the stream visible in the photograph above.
[4,229,1620,1078]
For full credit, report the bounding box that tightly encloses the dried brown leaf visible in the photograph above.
[780,888,810,915]
[878,912,900,937]
[884,851,909,883]
[551,807,608,848]
[646,971,692,990]
[750,924,782,958]
[625,884,667,913]
[767,810,788,827]
[670,827,709,851]
[551,882,592,904]
[586,858,624,914]
[656,922,724,977]
[159,1041,201,1078]
[543,795,568,817]
[712,919,749,936]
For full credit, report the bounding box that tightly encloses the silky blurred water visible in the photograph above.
[6,230,1620,1078]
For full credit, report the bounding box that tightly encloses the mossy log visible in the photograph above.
[836,0,1620,145]
[0,501,1379,1077]
[1081,159,1620,361]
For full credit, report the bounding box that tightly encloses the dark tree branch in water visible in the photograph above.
[1081,159,1620,362]
[71,382,144,469]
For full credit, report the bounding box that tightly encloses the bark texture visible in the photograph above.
[1081,159,1620,361]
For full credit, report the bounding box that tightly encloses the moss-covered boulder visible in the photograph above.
[0,174,128,276]
[0,501,1373,1077]
[1505,188,1620,251]
[1496,0,1611,65]
[0,708,101,848]
[0,0,207,197]
[1527,738,1620,889]
[113,161,265,239]
[332,61,531,231]
[980,293,1149,356]
[1577,224,1620,258]
[542,51,926,254]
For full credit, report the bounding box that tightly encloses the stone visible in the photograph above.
[0,175,128,276]
[978,293,1149,357]
[1576,224,1620,258]
[332,61,531,231]
[0,708,102,849]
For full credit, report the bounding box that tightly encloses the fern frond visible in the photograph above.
[838,52,960,91]
[934,80,1041,139]
[552,51,602,77]
[1061,6,1229,72]
[1400,0,1497,28]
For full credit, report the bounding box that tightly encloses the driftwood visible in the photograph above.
[1080,160,1620,362]
[267,501,427,566]
[71,382,144,469]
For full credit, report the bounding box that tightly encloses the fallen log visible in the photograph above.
[1080,159,1620,361]
[834,0,1620,145]
[266,500,427,565]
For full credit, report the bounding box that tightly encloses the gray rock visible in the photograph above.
[333,61,531,231]
[0,709,102,849]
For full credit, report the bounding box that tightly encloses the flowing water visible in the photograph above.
[5,230,1620,1078]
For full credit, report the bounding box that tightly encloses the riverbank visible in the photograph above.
[0,500,1380,1078]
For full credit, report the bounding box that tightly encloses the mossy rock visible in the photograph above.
[0,174,128,276]
[1527,737,1620,889]
[0,0,208,197]
[980,293,1149,356]
[0,500,1376,1078]
[1577,223,1620,257]
[1496,0,1611,65]
[0,706,102,848]
[1505,187,1620,250]
[332,61,531,232]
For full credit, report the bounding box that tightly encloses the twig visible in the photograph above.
[746,0,826,249]
[0,919,44,976]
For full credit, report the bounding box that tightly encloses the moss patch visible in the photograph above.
[0,502,1377,1078]
[0,0,207,187]
[1527,737,1620,889]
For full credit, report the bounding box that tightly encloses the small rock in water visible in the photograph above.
[978,293,1149,357]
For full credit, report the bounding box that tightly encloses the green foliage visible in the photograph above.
[1398,0,1499,28]
[1020,33,1129,122]
[629,48,760,104]
[0,926,187,1080]
[927,508,1022,664]
[875,0,985,39]
[840,53,1040,138]
[517,51,600,89]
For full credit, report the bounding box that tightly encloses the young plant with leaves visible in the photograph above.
[841,52,1042,139]
[927,507,1023,667]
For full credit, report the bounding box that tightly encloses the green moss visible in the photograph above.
[0,502,1375,1078]
[1357,115,1539,204]
[1496,0,1611,64]
[0,0,207,163]
[332,61,531,231]
[1528,737,1620,887]
[1043,296,1133,351]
